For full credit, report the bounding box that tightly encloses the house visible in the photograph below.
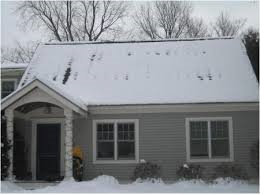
[1,37,259,182]
[1,63,27,98]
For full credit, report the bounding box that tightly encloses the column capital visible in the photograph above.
[5,109,14,118]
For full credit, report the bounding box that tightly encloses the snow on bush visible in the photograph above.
[212,163,248,180]
[132,162,161,181]
[176,164,204,180]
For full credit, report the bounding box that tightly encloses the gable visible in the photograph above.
[1,79,87,114]
[18,38,259,105]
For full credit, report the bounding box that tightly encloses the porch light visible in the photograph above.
[44,105,52,114]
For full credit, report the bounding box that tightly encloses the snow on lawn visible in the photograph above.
[1,181,25,193]
[1,175,259,193]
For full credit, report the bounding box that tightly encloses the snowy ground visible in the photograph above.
[1,175,259,193]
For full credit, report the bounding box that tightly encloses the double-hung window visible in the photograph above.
[93,119,139,163]
[186,117,233,162]
[1,79,17,98]
[97,123,115,159]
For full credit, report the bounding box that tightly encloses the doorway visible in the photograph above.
[36,123,61,180]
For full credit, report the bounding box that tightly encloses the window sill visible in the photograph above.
[93,160,139,164]
[187,158,234,163]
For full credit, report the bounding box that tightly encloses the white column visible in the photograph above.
[5,109,14,181]
[64,109,73,179]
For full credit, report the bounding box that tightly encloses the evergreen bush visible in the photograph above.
[132,161,161,181]
[176,163,204,180]
[212,163,248,180]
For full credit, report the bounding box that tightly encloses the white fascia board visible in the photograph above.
[88,102,259,114]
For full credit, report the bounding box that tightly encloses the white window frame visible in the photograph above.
[186,117,234,162]
[1,78,18,97]
[93,119,139,164]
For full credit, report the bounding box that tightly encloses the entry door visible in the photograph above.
[37,123,61,180]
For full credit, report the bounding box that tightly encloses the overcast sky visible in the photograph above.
[1,1,259,48]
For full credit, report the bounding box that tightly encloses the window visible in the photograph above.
[117,123,135,159]
[190,121,208,158]
[93,119,139,163]
[186,117,233,162]
[1,79,17,98]
[211,121,229,157]
[97,123,114,159]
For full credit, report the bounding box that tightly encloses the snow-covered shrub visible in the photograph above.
[176,163,204,180]
[132,161,161,181]
[250,140,259,172]
[212,163,248,180]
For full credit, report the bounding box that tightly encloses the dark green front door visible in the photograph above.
[37,123,61,180]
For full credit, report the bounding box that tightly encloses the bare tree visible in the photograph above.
[1,41,39,64]
[134,1,207,39]
[134,3,159,39]
[16,1,128,42]
[186,18,209,38]
[155,1,192,38]
[212,11,246,37]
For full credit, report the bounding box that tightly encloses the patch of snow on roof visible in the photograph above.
[36,76,87,109]
[1,62,28,69]
[19,38,259,105]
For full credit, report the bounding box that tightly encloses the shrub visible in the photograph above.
[250,140,259,171]
[176,163,204,180]
[1,116,11,180]
[132,161,161,181]
[73,146,84,181]
[212,163,248,180]
[73,156,83,181]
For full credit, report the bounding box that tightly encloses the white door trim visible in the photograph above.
[31,118,65,180]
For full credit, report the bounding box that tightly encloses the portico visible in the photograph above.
[1,79,87,181]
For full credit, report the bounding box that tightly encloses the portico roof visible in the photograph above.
[1,77,87,114]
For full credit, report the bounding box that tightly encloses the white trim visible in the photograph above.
[93,119,139,164]
[185,117,234,163]
[88,103,258,114]
[1,79,86,114]
[31,118,64,181]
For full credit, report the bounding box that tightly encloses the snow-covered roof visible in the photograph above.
[19,37,259,106]
[1,62,28,69]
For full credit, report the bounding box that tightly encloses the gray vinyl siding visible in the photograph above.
[73,110,259,181]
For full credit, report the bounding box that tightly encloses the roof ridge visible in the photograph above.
[44,36,235,46]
